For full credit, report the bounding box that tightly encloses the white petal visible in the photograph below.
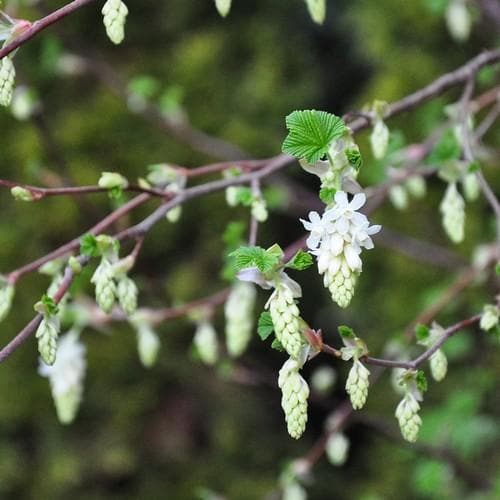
[336,217,349,235]
[330,233,344,256]
[361,237,374,250]
[334,191,348,208]
[306,233,321,250]
[317,251,330,274]
[344,245,362,271]
[367,224,382,235]
[351,211,369,227]
[350,193,366,211]
[328,257,342,277]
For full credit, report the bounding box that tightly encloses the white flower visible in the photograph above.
[300,211,328,251]
[39,330,86,424]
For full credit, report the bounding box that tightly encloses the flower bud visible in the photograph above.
[117,276,138,315]
[395,392,422,442]
[326,432,350,466]
[193,321,218,365]
[102,0,128,44]
[480,304,499,331]
[440,182,465,243]
[430,349,448,382]
[345,359,370,410]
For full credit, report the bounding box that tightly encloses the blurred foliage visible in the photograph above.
[0,0,499,499]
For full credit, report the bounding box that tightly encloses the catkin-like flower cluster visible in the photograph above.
[0,57,15,107]
[225,281,256,357]
[301,191,381,308]
[39,330,86,424]
[370,119,389,160]
[91,259,118,313]
[480,304,499,331]
[440,182,465,243]
[395,392,422,443]
[267,282,303,359]
[102,0,128,44]
[325,432,350,466]
[278,358,309,439]
[194,321,218,365]
[345,359,370,409]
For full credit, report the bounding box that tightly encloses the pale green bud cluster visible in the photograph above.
[345,359,370,410]
[102,0,128,45]
[0,281,14,322]
[395,392,422,442]
[117,276,138,315]
[462,172,479,201]
[147,164,186,223]
[91,260,117,313]
[130,312,161,367]
[39,330,86,424]
[388,185,408,211]
[282,481,307,500]
[480,304,499,331]
[310,365,336,395]
[370,119,389,160]
[405,175,427,199]
[224,281,256,358]
[0,57,15,107]
[440,182,465,243]
[429,349,448,382]
[11,186,36,201]
[215,0,232,17]
[446,0,471,42]
[324,258,358,309]
[268,283,303,359]
[36,315,60,366]
[98,171,129,190]
[278,358,309,439]
[325,432,350,466]
[251,196,268,222]
[194,321,218,365]
[305,0,326,25]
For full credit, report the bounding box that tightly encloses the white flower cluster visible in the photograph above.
[480,304,499,331]
[0,56,15,107]
[102,0,128,45]
[193,321,218,365]
[345,359,370,409]
[440,182,465,243]
[225,281,256,357]
[325,432,350,466]
[278,358,309,439]
[301,191,381,308]
[395,392,422,443]
[39,330,86,424]
[267,281,303,359]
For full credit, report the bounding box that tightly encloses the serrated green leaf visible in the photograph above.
[230,246,281,273]
[286,250,313,271]
[415,324,430,341]
[271,338,285,352]
[319,187,336,204]
[416,370,428,393]
[80,234,99,257]
[345,148,363,171]
[338,325,355,339]
[282,110,347,164]
[257,311,274,340]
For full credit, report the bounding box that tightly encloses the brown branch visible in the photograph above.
[0,0,96,60]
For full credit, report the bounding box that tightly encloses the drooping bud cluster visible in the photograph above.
[0,56,15,107]
[130,312,161,368]
[102,0,128,45]
[301,191,381,308]
[117,276,138,315]
[193,321,219,365]
[38,330,86,424]
[395,370,425,442]
[345,359,370,409]
[429,349,448,382]
[462,172,479,201]
[91,259,118,313]
[267,281,303,359]
[305,0,326,25]
[440,182,465,243]
[251,195,268,223]
[278,358,309,439]
[370,119,389,160]
[34,298,60,366]
[0,279,14,322]
[325,432,350,466]
[405,175,427,199]
[446,0,471,42]
[224,281,256,357]
[214,0,232,18]
[395,392,422,443]
[480,304,499,331]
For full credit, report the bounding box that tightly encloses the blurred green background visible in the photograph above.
[0,0,499,498]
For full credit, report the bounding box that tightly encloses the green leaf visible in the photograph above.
[416,370,428,393]
[282,110,347,164]
[337,325,355,339]
[222,221,246,249]
[319,187,336,204]
[271,338,285,352]
[257,311,274,340]
[495,262,500,276]
[427,129,461,164]
[286,250,313,271]
[80,234,99,257]
[36,294,59,316]
[468,161,480,173]
[415,324,430,342]
[230,246,281,273]
[345,148,363,171]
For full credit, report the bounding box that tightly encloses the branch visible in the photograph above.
[0,0,96,60]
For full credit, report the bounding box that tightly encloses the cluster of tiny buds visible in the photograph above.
[102,0,129,45]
